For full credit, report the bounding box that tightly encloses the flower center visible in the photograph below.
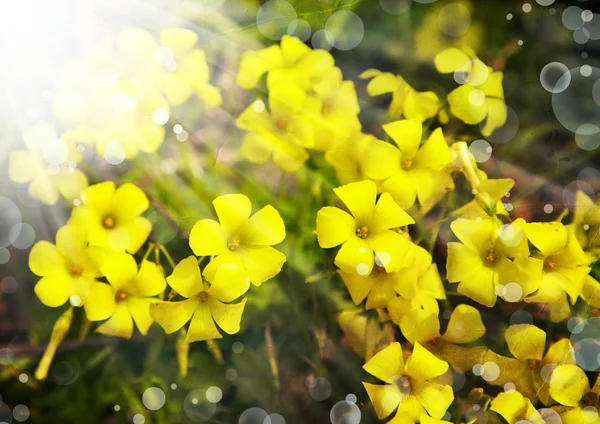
[395,376,411,395]
[527,359,540,370]
[103,216,116,229]
[70,265,83,276]
[401,160,412,170]
[544,259,555,270]
[227,238,240,251]
[276,119,287,130]
[199,292,208,303]
[356,225,369,239]
[581,392,598,408]
[322,101,332,116]
[115,290,128,302]
[485,250,497,263]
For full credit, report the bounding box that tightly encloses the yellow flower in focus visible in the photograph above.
[325,133,379,185]
[435,47,507,136]
[522,222,591,322]
[310,67,361,151]
[363,120,454,211]
[84,253,166,338]
[9,123,88,205]
[189,194,286,287]
[236,35,334,90]
[317,180,415,275]
[483,324,576,404]
[362,342,454,421]
[29,225,105,308]
[549,364,600,423]
[236,78,318,172]
[68,182,152,254]
[150,256,249,343]
[359,70,444,123]
[446,218,538,307]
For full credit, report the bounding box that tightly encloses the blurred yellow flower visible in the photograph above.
[151,256,248,343]
[572,190,600,259]
[362,342,454,421]
[9,123,88,204]
[29,225,105,308]
[236,35,334,90]
[317,180,414,275]
[363,119,454,211]
[68,182,152,254]
[360,70,444,123]
[325,133,379,185]
[451,174,515,218]
[490,391,540,424]
[435,47,507,136]
[190,193,286,286]
[84,253,166,338]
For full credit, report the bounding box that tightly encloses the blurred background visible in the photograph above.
[0,0,599,422]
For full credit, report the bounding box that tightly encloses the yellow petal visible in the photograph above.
[523,222,568,257]
[316,207,356,248]
[208,297,247,334]
[442,305,486,343]
[81,181,116,216]
[335,235,374,275]
[447,84,488,125]
[404,91,442,123]
[189,219,228,256]
[333,180,377,224]
[240,132,272,164]
[505,324,546,361]
[112,183,149,221]
[100,252,138,291]
[238,205,286,246]
[54,168,88,201]
[150,298,199,334]
[34,275,71,307]
[131,260,166,297]
[213,194,252,235]
[84,282,116,321]
[127,297,155,335]
[186,302,221,343]
[412,128,452,169]
[363,382,401,420]
[166,256,204,298]
[383,120,422,160]
[363,342,405,383]
[389,298,441,345]
[406,342,449,381]
[366,230,414,273]
[362,139,401,180]
[29,174,60,204]
[581,275,600,308]
[371,193,415,231]
[160,28,197,52]
[481,98,507,137]
[489,391,528,423]
[114,216,152,254]
[412,380,454,419]
[455,261,498,308]
[434,48,471,73]
[365,72,400,95]
[96,302,134,339]
[236,45,283,89]
[380,170,418,210]
[9,150,40,183]
[549,364,589,407]
[338,270,377,305]
[240,245,286,286]
[450,218,495,252]
[206,262,250,302]
[29,241,65,276]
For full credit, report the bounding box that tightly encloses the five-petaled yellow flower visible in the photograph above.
[150,256,249,343]
[29,225,105,308]
[84,253,166,338]
[363,342,454,422]
[317,180,414,276]
[190,193,286,286]
[68,181,152,254]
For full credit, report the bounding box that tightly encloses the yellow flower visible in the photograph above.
[446,218,537,307]
[483,324,575,404]
[29,225,105,308]
[83,253,166,338]
[317,180,415,275]
[9,123,88,205]
[189,193,286,286]
[310,66,361,151]
[362,342,454,421]
[236,35,334,90]
[522,222,591,322]
[325,133,379,185]
[549,364,600,423]
[68,181,152,254]
[363,119,454,211]
[435,47,507,136]
[572,190,600,259]
[236,78,318,172]
[150,256,248,343]
[490,391,542,424]
[359,70,444,123]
